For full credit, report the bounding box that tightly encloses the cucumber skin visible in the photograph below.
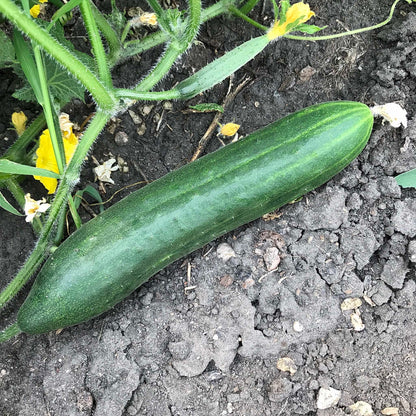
[17,101,373,334]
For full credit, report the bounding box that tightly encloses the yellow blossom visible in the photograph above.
[219,123,240,137]
[267,2,315,40]
[30,0,48,18]
[11,111,28,136]
[34,113,78,194]
[139,12,158,27]
[24,193,51,223]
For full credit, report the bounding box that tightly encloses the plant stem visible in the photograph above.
[0,0,115,110]
[0,112,111,310]
[80,0,113,88]
[115,88,181,101]
[284,0,402,41]
[228,4,267,31]
[134,0,201,92]
[121,0,232,61]
[90,2,121,66]
[0,323,21,343]
[33,45,66,174]
[146,0,164,17]
[3,113,45,162]
[67,193,82,229]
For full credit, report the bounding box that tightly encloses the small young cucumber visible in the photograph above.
[17,101,373,334]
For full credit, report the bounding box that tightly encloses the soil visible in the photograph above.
[1,0,416,415]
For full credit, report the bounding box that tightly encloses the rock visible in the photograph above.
[368,281,393,305]
[316,387,341,409]
[408,240,416,263]
[268,377,293,403]
[380,257,408,289]
[263,247,281,271]
[217,243,236,262]
[340,298,362,311]
[348,401,374,415]
[391,199,416,237]
[276,357,297,376]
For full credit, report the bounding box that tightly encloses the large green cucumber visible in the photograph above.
[17,101,373,334]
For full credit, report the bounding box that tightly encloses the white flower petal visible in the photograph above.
[371,103,408,128]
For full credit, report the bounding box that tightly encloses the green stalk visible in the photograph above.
[146,0,164,17]
[90,2,122,66]
[79,0,113,88]
[0,323,21,343]
[0,111,111,310]
[115,88,181,101]
[0,0,115,110]
[3,113,46,162]
[284,0,402,41]
[239,0,260,16]
[134,0,201,92]
[67,193,82,229]
[33,45,65,174]
[121,0,232,61]
[228,4,267,31]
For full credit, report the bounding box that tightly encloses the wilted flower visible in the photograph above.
[11,111,28,136]
[370,103,408,128]
[34,113,79,194]
[24,193,50,223]
[267,2,315,40]
[94,158,119,184]
[219,123,240,137]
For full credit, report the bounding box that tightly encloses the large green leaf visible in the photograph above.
[0,29,15,68]
[395,169,416,188]
[0,160,61,179]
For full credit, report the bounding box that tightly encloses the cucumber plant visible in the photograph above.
[0,0,412,342]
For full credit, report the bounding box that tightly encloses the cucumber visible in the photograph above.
[17,101,373,334]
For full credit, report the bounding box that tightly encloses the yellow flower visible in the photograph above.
[30,0,48,18]
[11,111,28,136]
[139,12,158,27]
[267,2,315,40]
[24,193,51,223]
[219,123,240,137]
[34,113,78,194]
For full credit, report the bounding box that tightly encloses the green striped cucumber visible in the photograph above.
[17,101,373,334]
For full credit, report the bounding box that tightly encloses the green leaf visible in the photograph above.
[0,160,61,179]
[279,0,290,24]
[74,185,104,213]
[189,103,224,113]
[0,29,15,68]
[0,191,23,216]
[295,24,326,34]
[14,54,86,106]
[395,169,416,188]
[48,0,81,30]
[13,30,43,103]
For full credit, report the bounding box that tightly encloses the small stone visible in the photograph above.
[217,243,236,262]
[380,257,408,289]
[263,247,281,271]
[350,311,365,331]
[127,406,138,415]
[298,65,317,82]
[242,278,255,289]
[219,274,233,287]
[137,124,146,135]
[348,401,374,415]
[141,105,153,115]
[293,321,304,332]
[340,298,362,311]
[408,240,416,263]
[369,281,392,305]
[163,101,173,110]
[381,407,399,415]
[114,131,129,145]
[276,357,298,376]
[128,110,143,125]
[316,387,341,410]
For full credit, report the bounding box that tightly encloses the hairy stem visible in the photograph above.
[80,0,113,88]
[0,0,115,109]
[0,323,22,343]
